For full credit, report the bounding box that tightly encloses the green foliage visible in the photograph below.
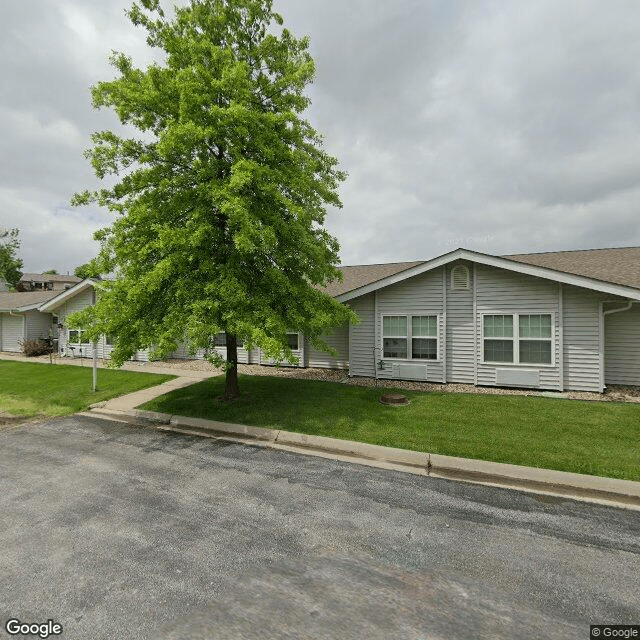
[42,269,58,275]
[74,262,101,279]
[0,228,23,288]
[71,0,356,377]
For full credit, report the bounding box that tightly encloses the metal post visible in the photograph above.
[92,341,98,392]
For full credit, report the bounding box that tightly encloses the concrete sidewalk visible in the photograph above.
[0,351,219,379]
[81,374,640,511]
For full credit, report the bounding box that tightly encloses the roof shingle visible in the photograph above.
[0,291,59,311]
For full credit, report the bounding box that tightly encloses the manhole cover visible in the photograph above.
[379,393,410,406]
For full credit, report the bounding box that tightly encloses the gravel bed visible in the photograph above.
[3,352,640,403]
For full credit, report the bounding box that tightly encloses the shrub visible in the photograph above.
[21,338,54,357]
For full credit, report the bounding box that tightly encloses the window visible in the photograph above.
[287,333,299,350]
[105,334,115,346]
[383,316,407,358]
[214,332,226,347]
[68,329,82,345]
[483,313,552,365]
[519,314,552,364]
[411,316,437,359]
[382,315,438,360]
[483,315,513,363]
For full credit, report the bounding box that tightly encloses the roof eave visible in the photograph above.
[38,279,97,312]
[335,248,640,302]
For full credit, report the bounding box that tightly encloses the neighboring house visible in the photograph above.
[30,246,640,392]
[0,291,58,352]
[16,273,81,292]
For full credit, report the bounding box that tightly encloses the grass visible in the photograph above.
[141,374,640,481]
[0,360,175,417]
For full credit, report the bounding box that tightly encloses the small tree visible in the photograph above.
[0,228,23,289]
[74,262,101,279]
[71,0,356,399]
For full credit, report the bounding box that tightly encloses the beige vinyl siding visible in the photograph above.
[349,293,375,377]
[562,285,603,392]
[604,303,640,386]
[25,311,53,341]
[446,261,474,383]
[475,265,561,390]
[375,268,445,382]
[304,325,349,369]
[1,313,24,352]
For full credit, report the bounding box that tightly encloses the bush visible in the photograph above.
[21,338,54,357]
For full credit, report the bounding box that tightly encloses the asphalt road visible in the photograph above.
[1,415,638,640]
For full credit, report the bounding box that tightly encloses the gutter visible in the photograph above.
[603,300,634,316]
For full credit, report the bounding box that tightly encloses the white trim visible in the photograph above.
[380,313,441,362]
[599,301,605,392]
[558,284,564,391]
[442,266,447,383]
[473,263,478,385]
[336,248,640,303]
[481,312,556,367]
[38,279,98,312]
[374,290,379,379]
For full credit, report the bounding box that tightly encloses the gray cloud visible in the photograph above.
[1,0,640,273]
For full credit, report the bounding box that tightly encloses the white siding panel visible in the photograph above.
[605,304,640,386]
[25,312,53,341]
[349,293,375,377]
[563,286,603,392]
[1,314,24,352]
[475,265,560,390]
[446,261,474,383]
[375,269,445,383]
[305,325,349,369]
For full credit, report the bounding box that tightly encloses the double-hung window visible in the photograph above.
[411,316,438,359]
[287,333,299,350]
[382,315,438,360]
[483,313,552,365]
[68,329,83,345]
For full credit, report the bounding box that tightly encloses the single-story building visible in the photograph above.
[32,246,640,392]
[0,291,58,352]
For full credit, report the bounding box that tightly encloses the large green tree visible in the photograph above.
[0,228,24,288]
[71,0,355,399]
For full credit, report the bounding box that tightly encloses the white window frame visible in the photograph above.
[68,329,90,345]
[481,312,555,366]
[381,314,440,362]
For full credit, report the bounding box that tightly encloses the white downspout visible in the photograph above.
[601,300,634,392]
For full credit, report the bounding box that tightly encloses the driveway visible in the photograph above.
[1,415,638,639]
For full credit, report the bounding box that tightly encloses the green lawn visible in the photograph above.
[0,360,175,417]
[141,374,640,481]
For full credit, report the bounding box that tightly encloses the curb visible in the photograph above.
[83,407,640,510]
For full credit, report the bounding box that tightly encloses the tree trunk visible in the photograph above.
[222,333,240,401]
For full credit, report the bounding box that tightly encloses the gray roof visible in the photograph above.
[19,273,81,283]
[321,261,425,297]
[503,247,640,290]
[0,291,58,312]
[324,247,640,298]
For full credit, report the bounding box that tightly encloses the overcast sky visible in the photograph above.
[2,0,639,273]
